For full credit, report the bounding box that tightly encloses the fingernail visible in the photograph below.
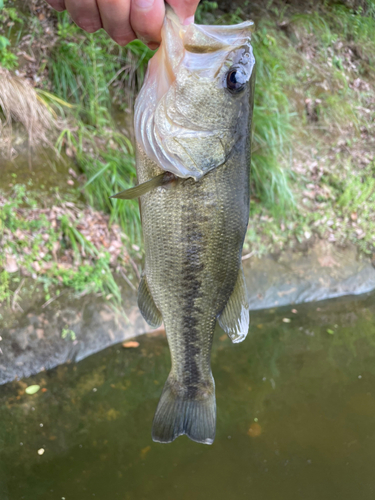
[148,42,159,50]
[134,0,155,9]
[183,16,195,26]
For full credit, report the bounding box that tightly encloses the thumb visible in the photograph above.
[165,0,200,25]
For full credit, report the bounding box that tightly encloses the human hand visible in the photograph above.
[45,0,200,48]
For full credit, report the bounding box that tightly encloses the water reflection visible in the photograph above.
[1,292,375,499]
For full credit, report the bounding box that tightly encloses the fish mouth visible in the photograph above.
[134,7,255,180]
[181,11,254,55]
[140,6,254,98]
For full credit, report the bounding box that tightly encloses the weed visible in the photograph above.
[0,184,128,311]
[46,13,154,240]
[0,35,17,69]
[0,270,9,303]
[195,1,219,24]
[251,25,296,211]
[79,148,141,243]
[61,327,76,341]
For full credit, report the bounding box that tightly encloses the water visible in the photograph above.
[2,152,79,199]
[1,292,375,500]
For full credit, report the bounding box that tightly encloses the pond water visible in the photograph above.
[1,292,375,500]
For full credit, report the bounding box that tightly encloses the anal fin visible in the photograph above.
[138,274,162,328]
[218,265,250,343]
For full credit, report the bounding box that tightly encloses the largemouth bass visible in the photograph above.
[114,8,255,444]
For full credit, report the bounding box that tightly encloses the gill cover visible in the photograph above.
[134,7,255,180]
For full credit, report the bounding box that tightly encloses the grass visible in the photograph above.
[0,184,129,310]
[1,0,375,308]
[250,24,295,211]
[0,5,22,69]
[46,13,155,243]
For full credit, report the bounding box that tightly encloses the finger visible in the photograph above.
[166,0,200,24]
[45,0,66,12]
[97,0,136,46]
[130,0,165,46]
[65,0,102,33]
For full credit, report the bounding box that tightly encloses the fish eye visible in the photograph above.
[225,68,246,94]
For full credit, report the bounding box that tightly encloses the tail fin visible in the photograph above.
[152,376,216,445]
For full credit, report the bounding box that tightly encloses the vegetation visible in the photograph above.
[0,184,133,310]
[0,0,375,309]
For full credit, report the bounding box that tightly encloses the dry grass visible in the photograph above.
[0,68,55,158]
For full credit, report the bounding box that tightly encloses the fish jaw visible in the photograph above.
[134,7,255,180]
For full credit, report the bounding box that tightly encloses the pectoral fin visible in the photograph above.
[218,266,250,344]
[138,274,162,328]
[111,172,177,200]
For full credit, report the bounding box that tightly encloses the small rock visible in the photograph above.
[282,318,291,323]
[36,329,45,339]
[4,255,18,273]
[37,448,45,456]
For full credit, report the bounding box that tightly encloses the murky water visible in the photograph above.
[2,151,79,198]
[1,292,375,500]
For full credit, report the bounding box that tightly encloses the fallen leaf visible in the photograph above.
[219,334,227,341]
[25,385,41,395]
[140,445,151,459]
[327,329,334,335]
[247,422,262,437]
[122,341,139,348]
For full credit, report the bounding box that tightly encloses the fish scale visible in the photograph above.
[137,138,250,443]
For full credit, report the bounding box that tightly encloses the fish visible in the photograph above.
[114,8,255,444]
